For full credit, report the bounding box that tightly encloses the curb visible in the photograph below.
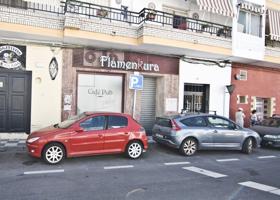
[0,133,28,140]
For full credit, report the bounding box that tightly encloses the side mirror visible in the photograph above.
[75,127,84,133]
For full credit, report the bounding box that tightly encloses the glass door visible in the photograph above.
[184,92,203,112]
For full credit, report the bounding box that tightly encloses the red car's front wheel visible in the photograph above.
[42,143,66,164]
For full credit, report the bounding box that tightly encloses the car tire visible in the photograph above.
[42,143,65,164]
[242,138,253,154]
[180,138,197,156]
[126,141,143,159]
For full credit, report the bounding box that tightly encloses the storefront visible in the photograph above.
[0,44,62,133]
[230,63,280,127]
[62,48,179,134]
[178,60,232,116]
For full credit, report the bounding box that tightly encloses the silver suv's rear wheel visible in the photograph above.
[180,138,197,156]
[126,141,143,159]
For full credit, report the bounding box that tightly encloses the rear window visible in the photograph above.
[181,116,207,127]
[155,118,172,128]
[108,116,128,129]
[260,118,280,127]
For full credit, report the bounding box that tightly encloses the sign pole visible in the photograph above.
[132,89,137,119]
[129,73,143,119]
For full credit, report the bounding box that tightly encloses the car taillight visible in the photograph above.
[171,120,181,131]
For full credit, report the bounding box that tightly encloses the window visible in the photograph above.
[237,10,262,37]
[207,117,235,129]
[260,118,280,127]
[108,116,128,129]
[239,96,247,104]
[239,70,247,80]
[80,116,105,131]
[173,15,187,30]
[155,118,172,128]
[181,117,207,127]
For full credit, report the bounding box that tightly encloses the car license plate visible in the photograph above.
[156,133,163,138]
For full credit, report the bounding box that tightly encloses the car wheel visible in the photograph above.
[242,138,253,154]
[42,143,65,164]
[180,138,197,156]
[126,141,143,159]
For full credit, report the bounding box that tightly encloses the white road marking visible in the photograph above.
[164,161,190,166]
[183,166,227,178]
[270,189,280,196]
[216,158,240,162]
[239,181,280,196]
[24,169,64,175]
[258,156,276,159]
[104,165,134,170]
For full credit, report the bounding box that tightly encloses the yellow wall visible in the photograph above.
[267,0,280,10]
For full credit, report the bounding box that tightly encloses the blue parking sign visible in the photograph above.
[129,74,143,90]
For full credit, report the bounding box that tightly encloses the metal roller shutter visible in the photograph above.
[140,77,156,135]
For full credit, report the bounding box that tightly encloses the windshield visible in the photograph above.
[57,113,86,128]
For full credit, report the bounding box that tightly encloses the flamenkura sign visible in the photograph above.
[0,45,26,70]
[99,56,160,72]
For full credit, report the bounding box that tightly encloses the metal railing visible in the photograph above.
[0,0,232,38]
[0,0,64,14]
[62,0,139,24]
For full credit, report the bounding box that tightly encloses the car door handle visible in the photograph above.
[213,130,218,133]
[124,132,129,135]
[98,134,103,138]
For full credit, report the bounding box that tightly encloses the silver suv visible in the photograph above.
[152,113,261,156]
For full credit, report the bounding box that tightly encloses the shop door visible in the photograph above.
[183,84,209,113]
[0,70,31,133]
[256,98,264,120]
[140,77,156,135]
[184,92,203,112]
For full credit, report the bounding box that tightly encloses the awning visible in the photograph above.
[267,9,280,42]
[196,0,234,17]
[239,1,263,14]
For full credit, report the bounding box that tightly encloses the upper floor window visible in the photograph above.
[238,10,262,37]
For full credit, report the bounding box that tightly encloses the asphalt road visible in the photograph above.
[0,143,280,200]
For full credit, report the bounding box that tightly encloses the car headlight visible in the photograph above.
[264,135,280,139]
[27,137,40,143]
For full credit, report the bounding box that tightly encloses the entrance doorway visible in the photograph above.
[0,70,32,133]
[183,84,209,113]
[256,97,271,120]
[140,77,156,135]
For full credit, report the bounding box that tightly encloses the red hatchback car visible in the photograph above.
[26,112,148,164]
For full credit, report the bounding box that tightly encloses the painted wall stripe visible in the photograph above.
[164,162,190,166]
[24,169,64,175]
[104,165,134,170]
[183,166,227,178]
[216,158,240,162]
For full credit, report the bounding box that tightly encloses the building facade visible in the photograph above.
[0,0,280,135]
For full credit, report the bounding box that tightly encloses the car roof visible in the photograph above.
[84,111,130,117]
[157,113,220,120]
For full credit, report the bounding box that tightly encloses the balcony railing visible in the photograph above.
[0,0,232,38]
[0,0,64,14]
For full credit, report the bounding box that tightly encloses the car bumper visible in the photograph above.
[26,142,42,158]
[152,135,180,149]
[262,138,280,147]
